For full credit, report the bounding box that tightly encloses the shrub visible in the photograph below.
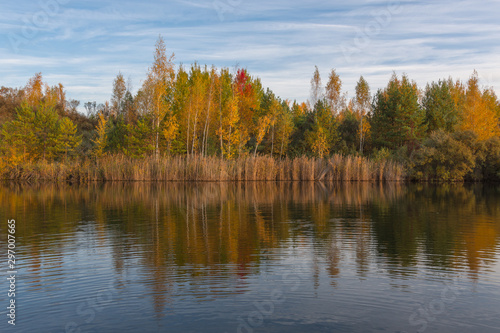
[477,136,500,181]
[410,130,475,181]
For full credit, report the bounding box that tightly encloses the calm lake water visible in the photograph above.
[1,182,500,333]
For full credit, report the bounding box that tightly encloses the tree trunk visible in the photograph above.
[280,132,285,158]
[271,124,275,158]
[155,98,160,160]
[359,115,363,155]
[219,88,223,159]
[191,99,199,156]
[186,100,191,157]
[202,79,213,157]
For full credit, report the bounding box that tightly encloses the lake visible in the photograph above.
[1,182,500,332]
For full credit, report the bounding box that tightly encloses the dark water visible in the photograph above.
[1,182,500,333]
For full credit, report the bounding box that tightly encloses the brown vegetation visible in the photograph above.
[1,154,405,182]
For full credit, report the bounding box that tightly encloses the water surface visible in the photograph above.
[1,182,500,332]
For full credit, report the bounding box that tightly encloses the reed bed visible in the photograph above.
[1,154,406,182]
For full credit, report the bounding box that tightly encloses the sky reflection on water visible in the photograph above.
[0,182,499,332]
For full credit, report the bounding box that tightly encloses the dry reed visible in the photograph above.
[0,154,406,182]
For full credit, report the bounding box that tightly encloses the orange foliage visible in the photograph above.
[459,71,500,140]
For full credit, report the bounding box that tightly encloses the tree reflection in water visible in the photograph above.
[1,182,500,316]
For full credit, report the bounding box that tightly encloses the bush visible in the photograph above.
[410,130,475,181]
[477,136,500,181]
[372,147,392,162]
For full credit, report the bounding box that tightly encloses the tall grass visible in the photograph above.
[0,154,405,182]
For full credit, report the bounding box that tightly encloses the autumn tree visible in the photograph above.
[0,87,24,125]
[135,83,153,117]
[0,102,80,162]
[57,117,81,160]
[253,114,271,157]
[234,68,262,154]
[354,76,371,114]
[170,64,190,154]
[111,72,126,116]
[24,73,44,108]
[216,68,235,158]
[353,76,371,153]
[143,35,175,158]
[26,103,60,160]
[260,89,282,157]
[306,100,338,158]
[218,93,241,159]
[92,112,108,158]
[200,67,218,157]
[459,71,500,141]
[275,101,295,157]
[310,66,323,108]
[325,69,346,114]
[22,73,67,115]
[186,64,209,156]
[0,103,37,164]
[51,83,66,112]
[291,101,308,120]
[162,115,179,155]
[122,91,136,123]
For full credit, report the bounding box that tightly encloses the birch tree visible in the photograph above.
[143,35,176,158]
[325,69,346,114]
[310,66,322,108]
[111,72,126,116]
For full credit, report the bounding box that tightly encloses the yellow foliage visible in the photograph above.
[162,115,179,154]
[144,35,176,157]
[162,116,179,142]
[24,73,44,107]
[0,146,27,170]
[255,114,271,153]
[360,114,371,144]
[218,95,241,159]
[23,73,65,109]
[92,113,108,158]
[309,127,330,158]
[459,72,500,141]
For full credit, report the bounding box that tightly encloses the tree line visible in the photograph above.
[1,36,499,181]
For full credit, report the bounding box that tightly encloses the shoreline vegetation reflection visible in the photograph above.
[2,182,499,281]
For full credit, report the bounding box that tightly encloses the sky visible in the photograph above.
[1,0,500,111]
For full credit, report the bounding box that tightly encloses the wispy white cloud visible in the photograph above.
[0,0,499,108]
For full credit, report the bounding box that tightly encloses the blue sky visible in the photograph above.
[1,0,499,110]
